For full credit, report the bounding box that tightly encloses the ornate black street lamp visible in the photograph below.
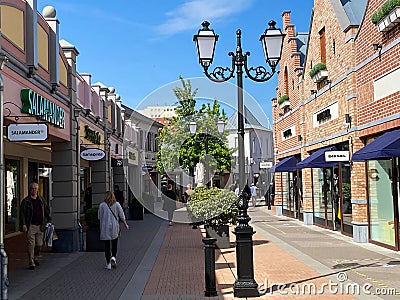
[194,20,284,297]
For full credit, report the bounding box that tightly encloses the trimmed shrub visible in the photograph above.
[187,187,238,226]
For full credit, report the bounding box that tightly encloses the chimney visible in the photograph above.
[282,11,291,30]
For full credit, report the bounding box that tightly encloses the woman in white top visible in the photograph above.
[98,191,129,270]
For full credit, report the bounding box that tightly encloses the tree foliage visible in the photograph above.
[156,77,233,176]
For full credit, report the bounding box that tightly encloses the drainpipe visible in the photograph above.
[0,54,9,299]
[74,108,83,251]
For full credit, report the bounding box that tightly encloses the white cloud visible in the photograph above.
[155,0,254,36]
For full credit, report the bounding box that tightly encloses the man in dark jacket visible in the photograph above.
[20,182,51,270]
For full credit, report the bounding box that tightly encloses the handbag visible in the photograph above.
[107,204,121,236]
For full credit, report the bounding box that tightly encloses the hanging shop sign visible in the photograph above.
[127,147,138,165]
[259,161,273,169]
[7,123,48,141]
[325,151,349,162]
[84,125,101,145]
[111,158,127,167]
[81,148,105,161]
[20,89,65,128]
[142,165,154,172]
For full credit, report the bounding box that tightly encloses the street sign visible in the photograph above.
[325,151,349,162]
[81,148,105,161]
[7,123,48,141]
[259,161,273,169]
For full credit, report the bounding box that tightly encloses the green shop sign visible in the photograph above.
[20,89,65,128]
[84,125,101,145]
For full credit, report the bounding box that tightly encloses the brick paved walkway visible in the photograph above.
[7,201,400,299]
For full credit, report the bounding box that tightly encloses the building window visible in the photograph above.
[283,129,292,139]
[316,109,331,124]
[319,27,326,64]
[5,159,20,235]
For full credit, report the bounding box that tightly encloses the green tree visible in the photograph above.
[156,77,233,179]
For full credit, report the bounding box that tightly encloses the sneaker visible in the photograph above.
[28,265,35,270]
[169,222,173,226]
[110,257,117,268]
[105,263,111,270]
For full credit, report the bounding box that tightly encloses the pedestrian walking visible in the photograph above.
[183,184,195,204]
[98,191,129,270]
[20,182,52,270]
[114,184,124,208]
[250,183,257,207]
[162,184,177,226]
[265,182,274,210]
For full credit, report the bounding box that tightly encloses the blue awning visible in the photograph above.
[352,129,400,161]
[270,156,298,172]
[297,146,338,169]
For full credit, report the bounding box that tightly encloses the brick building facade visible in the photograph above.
[273,0,400,250]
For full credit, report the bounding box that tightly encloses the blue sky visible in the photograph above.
[37,0,313,127]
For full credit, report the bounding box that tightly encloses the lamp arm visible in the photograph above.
[203,52,235,83]
[243,52,275,82]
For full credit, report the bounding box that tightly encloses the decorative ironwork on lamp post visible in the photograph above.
[193,20,285,297]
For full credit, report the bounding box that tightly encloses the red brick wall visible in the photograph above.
[355,0,400,136]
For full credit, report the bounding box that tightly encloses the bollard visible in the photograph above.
[202,237,217,297]
[1,245,8,300]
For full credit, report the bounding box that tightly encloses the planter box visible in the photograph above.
[86,227,104,252]
[377,6,400,32]
[205,224,230,249]
[279,100,290,109]
[312,69,328,83]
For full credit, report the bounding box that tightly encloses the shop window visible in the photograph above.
[368,159,396,247]
[5,159,20,235]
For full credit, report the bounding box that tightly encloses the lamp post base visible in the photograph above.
[233,279,259,297]
[233,224,259,298]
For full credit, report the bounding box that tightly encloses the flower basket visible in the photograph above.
[376,7,400,32]
[277,94,290,109]
[371,0,400,32]
[279,100,290,109]
[312,69,328,83]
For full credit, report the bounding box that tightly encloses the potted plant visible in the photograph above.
[84,206,104,252]
[371,0,400,32]
[277,94,290,109]
[187,187,238,248]
[309,62,328,83]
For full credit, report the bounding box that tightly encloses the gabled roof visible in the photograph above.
[225,106,271,131]
[296,33,308,66]
[330,0,368,30]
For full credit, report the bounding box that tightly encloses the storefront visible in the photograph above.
[352,129,400,250]
[298,145,352,235]
[3,86,70,237]
[272,156,302,219]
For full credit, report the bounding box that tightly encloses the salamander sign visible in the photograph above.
[7,123,48,141]
[81,148,105,161]
[325,151,349,162]
[21,89,65,128]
